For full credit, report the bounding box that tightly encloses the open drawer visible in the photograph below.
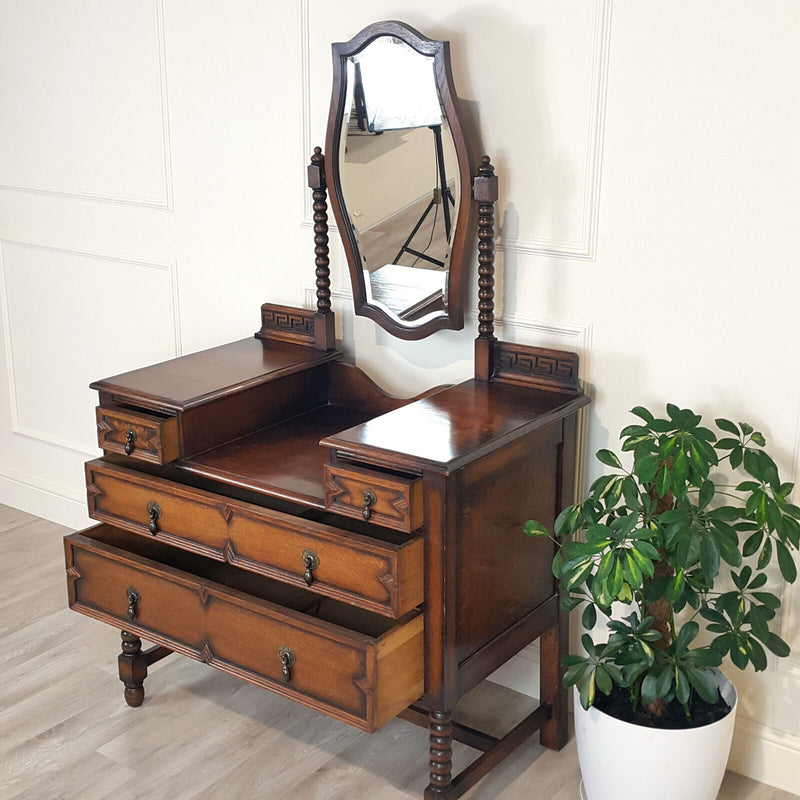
[64,525,423,733]
[96,405,179,464]
[86,459,423,618]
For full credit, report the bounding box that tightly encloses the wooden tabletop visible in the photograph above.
[322,379,589,472]
[91,337,340,412]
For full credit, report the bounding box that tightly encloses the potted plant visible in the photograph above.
[525,404,800,800]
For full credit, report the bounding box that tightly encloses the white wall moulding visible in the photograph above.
[729,716,800,797]
[0,463,87,531]
[0,0,173,209]
[776,398,800,677]
[302,0,612,261]
[0,241,180,456]
[497,0,612,261]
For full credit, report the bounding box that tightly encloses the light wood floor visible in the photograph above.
[2,503,798,800]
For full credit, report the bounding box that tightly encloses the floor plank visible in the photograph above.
[1,504,797,800]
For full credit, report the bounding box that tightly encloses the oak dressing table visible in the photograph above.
[64,21,588,799]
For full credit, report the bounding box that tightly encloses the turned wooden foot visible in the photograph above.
[117,631,173,707]
[118,630,147,707]
[425,710,453,799]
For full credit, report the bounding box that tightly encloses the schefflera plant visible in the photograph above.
[525,404,800,723]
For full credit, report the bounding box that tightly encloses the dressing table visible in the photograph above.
[64,21,588,799]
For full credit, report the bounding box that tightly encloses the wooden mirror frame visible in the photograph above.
[325,21,475,340]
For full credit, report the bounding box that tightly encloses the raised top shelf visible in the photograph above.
[322,379,589,473]
[91,337,340,413]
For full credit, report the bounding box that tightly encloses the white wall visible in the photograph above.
[1,1,798,792]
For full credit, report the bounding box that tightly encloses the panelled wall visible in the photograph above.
[1,1,798,793]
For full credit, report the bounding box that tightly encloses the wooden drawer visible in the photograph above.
[323,461,423,533]
[64,525,423,733]
[86,459,423,618]
[96,405,179,464]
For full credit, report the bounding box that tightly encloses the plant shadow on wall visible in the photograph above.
[525,404,800,729]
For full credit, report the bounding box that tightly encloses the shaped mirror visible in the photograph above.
[325,21,473,339]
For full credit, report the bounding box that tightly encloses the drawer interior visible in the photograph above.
[84,525,409,639]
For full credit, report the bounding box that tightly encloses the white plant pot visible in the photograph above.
[574,673,737,800]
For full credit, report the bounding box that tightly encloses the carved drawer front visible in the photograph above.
[64,525,423,732]
[96,405,179,465]
[323,462,423,534]
[86,459,423,618]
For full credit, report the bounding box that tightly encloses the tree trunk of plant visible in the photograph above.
[642,487,676,717]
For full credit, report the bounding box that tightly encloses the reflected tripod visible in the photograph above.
[394,124,455,268]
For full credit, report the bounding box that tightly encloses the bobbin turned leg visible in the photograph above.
[118,631,147,707]
[425,710,454,799]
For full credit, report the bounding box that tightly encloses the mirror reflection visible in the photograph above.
[338,36,460,322]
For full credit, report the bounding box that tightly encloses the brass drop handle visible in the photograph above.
[278,645,295,683]
[362,489,377,521]
[124,428,137,455]
[147,501,161,534]
[126,587,140,621]
[301,548,319,586]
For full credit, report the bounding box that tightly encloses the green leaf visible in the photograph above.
[579,671,596,710]
[554,505,581,537]
[636,455,660,485]
[564,559,594,590]
[776,541,798,583]
[758,537,773,570]
[748,605,770,640]
[700,533,721,581]
[655,463,671,497]
[624,550,643,588]
[716,418,740,435]
[582,603,597,631]
[596,449,623,470]
[744,449,764,481]
[675,620,700,651]
[747,636,768,671]
[641,674,659,705]
[595,550,615,582]
[742,530,764,557]
[595,666,612,696]
[730,446,743,469]
[607,557,624,598]
[715,437,740,451]
[676,668,690,704]
[523,520,549,537]
[762,632,791,658]
[699,480,714,509]
[630,406,655,423]
[666,570,685,605]
[563,661,589,687]
[656,665,673,696]
[629,545,655,579]
[752,591,781,610]
[685,666,719,703]
[751,432,767,446]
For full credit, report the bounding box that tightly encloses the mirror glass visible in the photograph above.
[339,38,459,321]
[326,23,472,339]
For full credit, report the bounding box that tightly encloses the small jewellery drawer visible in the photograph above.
[64,525,423,732]
[86,459,423,618]
[96,405,179,465]
[323,461,423,533]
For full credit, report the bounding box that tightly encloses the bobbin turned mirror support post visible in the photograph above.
[308,147,336,350]
[473,155,498,381]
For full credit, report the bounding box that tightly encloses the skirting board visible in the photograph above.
[728,716,800,796]
[0,466,89,531]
